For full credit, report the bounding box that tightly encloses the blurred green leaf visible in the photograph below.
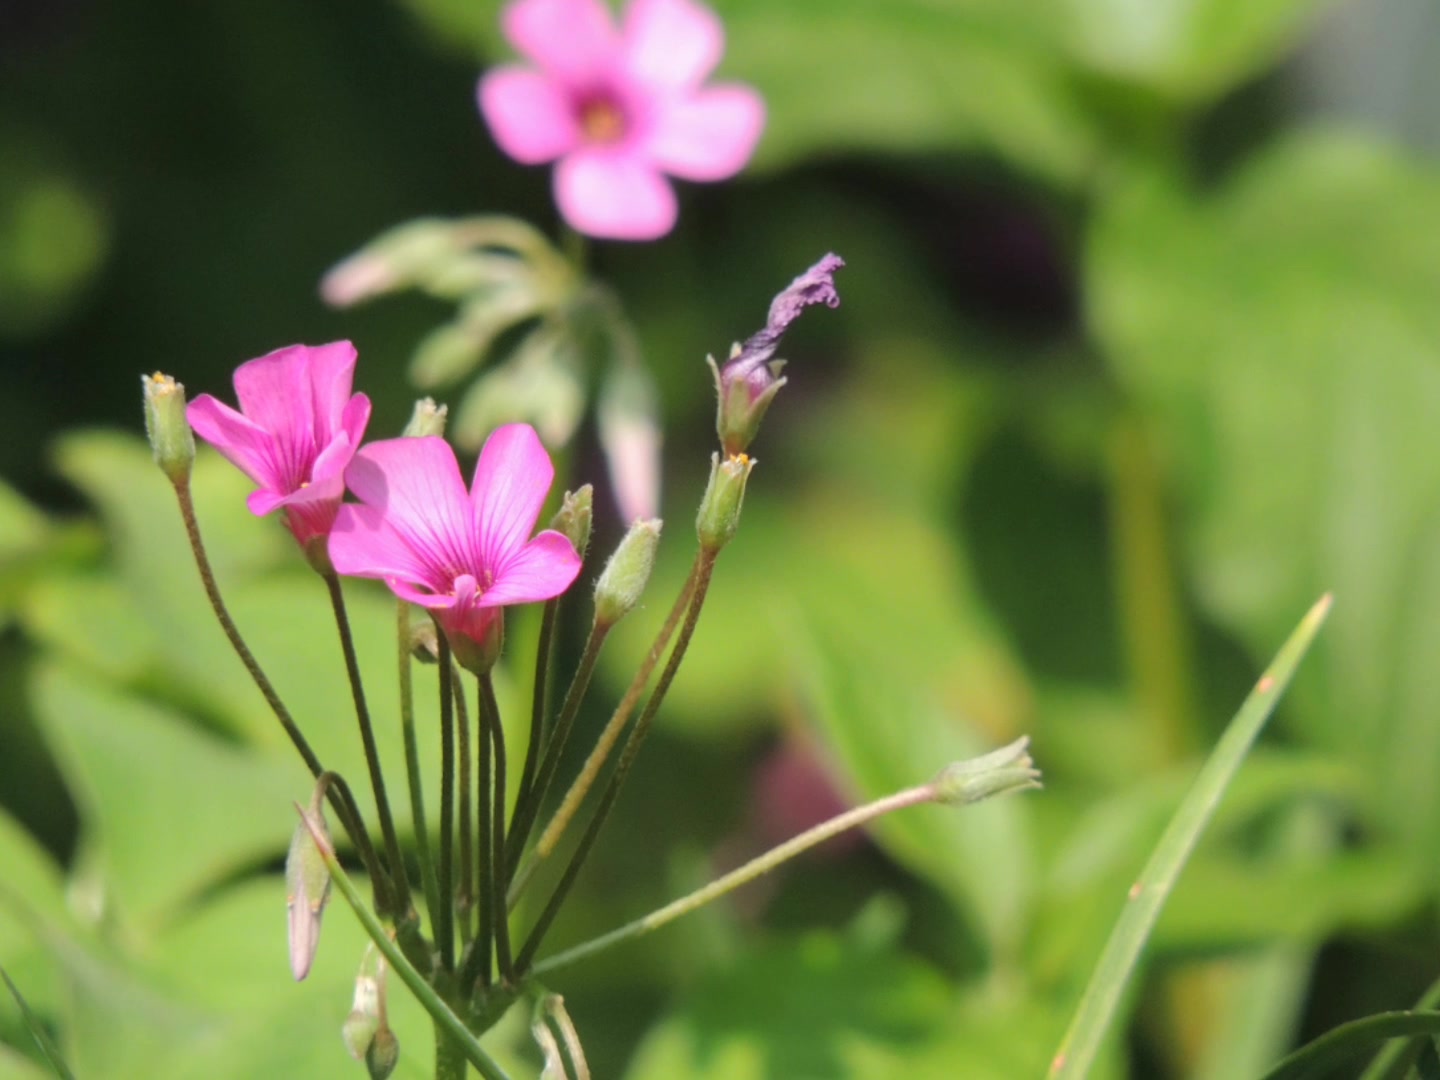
[1087,132,1440,852]
[30,661,299,935]
[624,930,952,1080]
[0,964,75,1080]
[1059,0,1330,100]
[1263,1011,1440,1080]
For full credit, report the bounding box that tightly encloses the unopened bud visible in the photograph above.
[402,397,448,438]
[366,1028,399,1080]
[141,373,195,484]
[342,946,389,1064]
[409,618,440,664]
[549,485,593,558]
[696,453,754,553]
[286,782,333,980]
[933,737,1042,806]
[594,519,661,627]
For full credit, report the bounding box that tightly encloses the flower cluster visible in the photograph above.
[187,342,581,664]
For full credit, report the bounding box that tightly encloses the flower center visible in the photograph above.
[578,98,626,145]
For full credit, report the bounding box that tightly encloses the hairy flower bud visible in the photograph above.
[933,737,1042,806]
[594,518,661,627]
[402,397,448,438]
[549,485,594,560]
[696,453,754,554]
[141,373,195,484]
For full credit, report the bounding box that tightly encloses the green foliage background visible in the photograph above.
[3,0,1440,1076]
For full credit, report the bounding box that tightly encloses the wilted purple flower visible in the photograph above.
[712,253,844,456]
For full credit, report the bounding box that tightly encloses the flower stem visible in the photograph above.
[510,598,560,865]
[168,479,386,908]
[454,663,473,945]
[515,550,716,973]
[471,667,494,992]
[324,572,411,918]
[505,619,611,882]
[398,602,442,945]
[436,630,456,971]
[480,674,514,983]
[532,781,938,977]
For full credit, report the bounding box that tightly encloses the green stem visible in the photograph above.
[434,1024,468,1080]
[324,572,411,918]
[505,619,611,880]
[169,479,385,905]
[509,561,697,905]
[455,663,473,945]
[532,782,936,977]
[511,598,560,846]
[399,602,443,947]
[437,631,457,971]
[297,806,511,1080]
[481,674,514,982]
[471,667,494,993]
[516,552,717,973]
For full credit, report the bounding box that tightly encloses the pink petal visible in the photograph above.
[479,67,581,165]
[330,502,450,592]
[301,341,360,442]
[187,394,284,491]
[503,0,618,85]
[338,393,372,467]
[554,148,677,240]
[232,345,317,440]
[622,0,723,89]
[470,424,554,566]
[482,531,582,606]
[649,85,764,180]
[343,438,479,581]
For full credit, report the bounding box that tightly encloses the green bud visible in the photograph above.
[402,397,448,438]
[286,783,333,981]
[594,518,661,627]
[932,737,1041,806]
[342,1005,380,1062]
[549,485,593,559]
[342,945,386,1061]
[366,1028,400,1080]
[141,372,195,484]
[696,452,755,554]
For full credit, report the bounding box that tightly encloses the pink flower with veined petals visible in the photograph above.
[328,425,582,671]
[187,341,371,551]
[479,0,765,241]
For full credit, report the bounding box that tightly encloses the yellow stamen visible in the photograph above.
[580,99,625,144]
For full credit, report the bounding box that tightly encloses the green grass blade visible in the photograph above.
[1048,594,1333,1079]
[1359,971,1440,1080]
[1261,1011,1440,1080]
[0,963,76,1080]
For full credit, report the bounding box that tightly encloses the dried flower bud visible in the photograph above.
[696,453,754,554]
[286,784,333,980]
[714,254,843,456]
[549,485,593,559]
[402,397,448,438]
[933,737,1042,806]
[141,372,195,484]
[594,518,661,628]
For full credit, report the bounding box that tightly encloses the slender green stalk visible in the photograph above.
[1,963,75,1080]
[297,807,512,1080]
[532,782,936,977]
[506,619,612,879]
[436,631,457,971]
[454,663,473,945]
[516,553,717,972]
[324,572,411,917]
[480,674,514,981]
[509,561,698,904]
[1049,595,1333,1080]
[1262,1012,1440,1080]
[398,602,442,948]
[471,666,494,992]
[169,479,386,906]
[1359,970,1440,1079]
[512,598,560,845]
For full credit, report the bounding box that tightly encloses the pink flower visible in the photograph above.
[187,341,371,550]
[479,0,765,241]
[328,425,582,669]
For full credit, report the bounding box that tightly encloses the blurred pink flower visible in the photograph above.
[479,0,765,241]
[328,425,582,667]
[187,341,371,549]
